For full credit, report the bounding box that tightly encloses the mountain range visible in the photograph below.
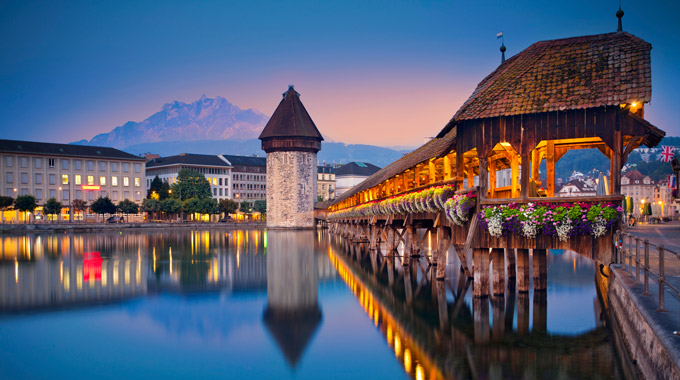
[72,95,412,168]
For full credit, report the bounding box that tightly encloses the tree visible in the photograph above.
[0,196,13,211]
[201,198,219,215]
[147,175,171,200]
[90,197,116,221]
[253,200,266,214]
[118,199,139,214]
[160,198,182,219]
[171,169,211,201]
[182,197,203,216]
[219,199,239,215]
[239,201,253,213]
[14,195,37,223]
[43,198,63,219]
[142,198,161,220]
[71,199,87,213]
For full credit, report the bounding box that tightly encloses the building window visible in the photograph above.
[20,157,27,168]
[5,188,12,196]
[134,164,140,173]
[48,158,55,168]
[87,176,94,185]
[213,188,217,196]
[112,176,118,186]
[134,177,140,187]
[62,190,69,200]
[21,188,28,196]
[62,174,69,185]
[219,188,223,196]
[49,174,55,185]
[100,190,107,198]
[49,189,56,199]
[99,162,106,171]
[5,156,13,167]
[34,158,42,169]
[87,161,94,171]
[6,172,13,184]
[62,159,69,170]
[35,173,42,184]
[35,189,42,199]
[76,190,82,200]
[88,191,94,201]
[123,177,129,187]
[111,162,118,171]
[75,160,82,170]
[112,191,118,201]
[75,175,81,185]
[123,163,129,173]
[135,192,141,201]
[100,176,106,186]
[124,191,130,199]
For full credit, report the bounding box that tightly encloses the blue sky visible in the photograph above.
[1,0,678,146]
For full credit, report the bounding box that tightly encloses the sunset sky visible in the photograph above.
[1,0,678,147]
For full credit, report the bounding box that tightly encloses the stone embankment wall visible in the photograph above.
[266,151,317,228]
[609,266,680,380]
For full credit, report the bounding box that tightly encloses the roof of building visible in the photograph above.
[146,153,231,168]
[623,169,648,181]
[334,162,382,177]
[559,179,596,192]
[450,32,651,122]
[317,166,335,174]
[0,139,145,161]
[221,154,266,167]
[258,86,324,141]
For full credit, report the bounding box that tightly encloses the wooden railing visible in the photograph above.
[615,230,680,335]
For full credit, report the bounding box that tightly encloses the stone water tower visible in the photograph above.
[259,86,323,228]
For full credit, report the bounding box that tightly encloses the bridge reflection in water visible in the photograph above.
[328,235,625,380]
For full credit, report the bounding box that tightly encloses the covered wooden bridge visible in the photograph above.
[327,31,665,297]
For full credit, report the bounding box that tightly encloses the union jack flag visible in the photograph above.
[660,146,675,162]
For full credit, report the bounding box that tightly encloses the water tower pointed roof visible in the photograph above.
[259,85,324,141]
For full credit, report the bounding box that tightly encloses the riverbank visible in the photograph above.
[0,221,266,233]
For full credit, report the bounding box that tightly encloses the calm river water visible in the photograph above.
[0,229,626,379]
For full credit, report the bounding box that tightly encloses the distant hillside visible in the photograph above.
[73,95,268,149]
[124,139,408,168]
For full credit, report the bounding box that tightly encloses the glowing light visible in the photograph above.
[113,260,119,286]
[415,364,425,380]
[14,258,18,283]
[125,260,130,285]
[394,335,401,357]
[102,262,107,286]
[81,185,100,190]
[403,348,412,372]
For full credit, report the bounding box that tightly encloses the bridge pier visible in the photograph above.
[473,248,490,297]
[516,249,530,293]
[491,248,505,295]
[532,249,547,291]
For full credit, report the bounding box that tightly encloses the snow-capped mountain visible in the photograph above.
[74,95,268,149]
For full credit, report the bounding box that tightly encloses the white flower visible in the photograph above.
[556,219,572,242]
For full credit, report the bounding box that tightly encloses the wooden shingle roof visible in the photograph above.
[451,32,651,122]
[259,86,324,141]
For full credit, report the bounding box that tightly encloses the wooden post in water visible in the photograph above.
[473,297,490,343]
[491,295,505,340]
[517,293,530,336]
[533,249,547,291]
[473,248,490,297]
[436,226,451,280]
[506,248,516,284]
[491,248,505,295]
[533,290,547,333]
[516,248,530,293]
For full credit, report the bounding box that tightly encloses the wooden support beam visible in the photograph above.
[429,160,436,184]
[546,141,555,197]
[510,153,520,198]
[531,148,540,182]
[467,166,475,188]
[610,129,622,195]
[478,157,489,200]
[520,153,530,199]
[491,248,505,296]
[506,248,516,281]
[532,249,547,291]
[489,160,497,198]
[516,248,530,293]
[473,248,489,297]
[456,149,465,191]
[444,154,454,181]
[436,226,451,279]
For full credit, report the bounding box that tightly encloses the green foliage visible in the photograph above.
[218,199,239,215]
[117,199,139,214]
[239,201,253,212]
[201,198,219,215]
[142,198,161,213]
[253,200,266,214]
[171,169,211,200]
[628,160,673,182]
[71,199,87,212]
[160,198,182,214]
[182,197,203,214]
[556,148,609,181]
[90,197,116,215]
[43,198,63,215]
[14,195,37,213]
[147,175,171,200]
[0,196,14,210]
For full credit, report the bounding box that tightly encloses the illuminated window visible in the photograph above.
[212,178,217,186]
[112,176,118,186]
[75,175,81,185]
[87,176,94,185]
[134,177,140,187]
[100,176,106,186]
[62,174,69,185]
[123,177,129,186]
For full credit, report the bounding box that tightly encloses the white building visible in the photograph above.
[145,153,233,200]
[557,179,597,197]
[221,155,266,203]
[334,162,381,197]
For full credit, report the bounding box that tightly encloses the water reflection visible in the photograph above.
[329,236,625,380]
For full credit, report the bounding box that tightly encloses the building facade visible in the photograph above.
[145,153,233,200]
[222,155,266,203]
[334,162,381,197]
[0,139,146,221]
[259,86,323,228]
[317,165,335,201]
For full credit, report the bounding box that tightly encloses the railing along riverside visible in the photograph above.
[615,230,680,335]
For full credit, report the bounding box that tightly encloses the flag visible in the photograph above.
[660,146,675,162]
[496,32,503,39]
[669,174,677,188]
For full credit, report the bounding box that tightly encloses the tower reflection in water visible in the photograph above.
[328,235,624,380]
